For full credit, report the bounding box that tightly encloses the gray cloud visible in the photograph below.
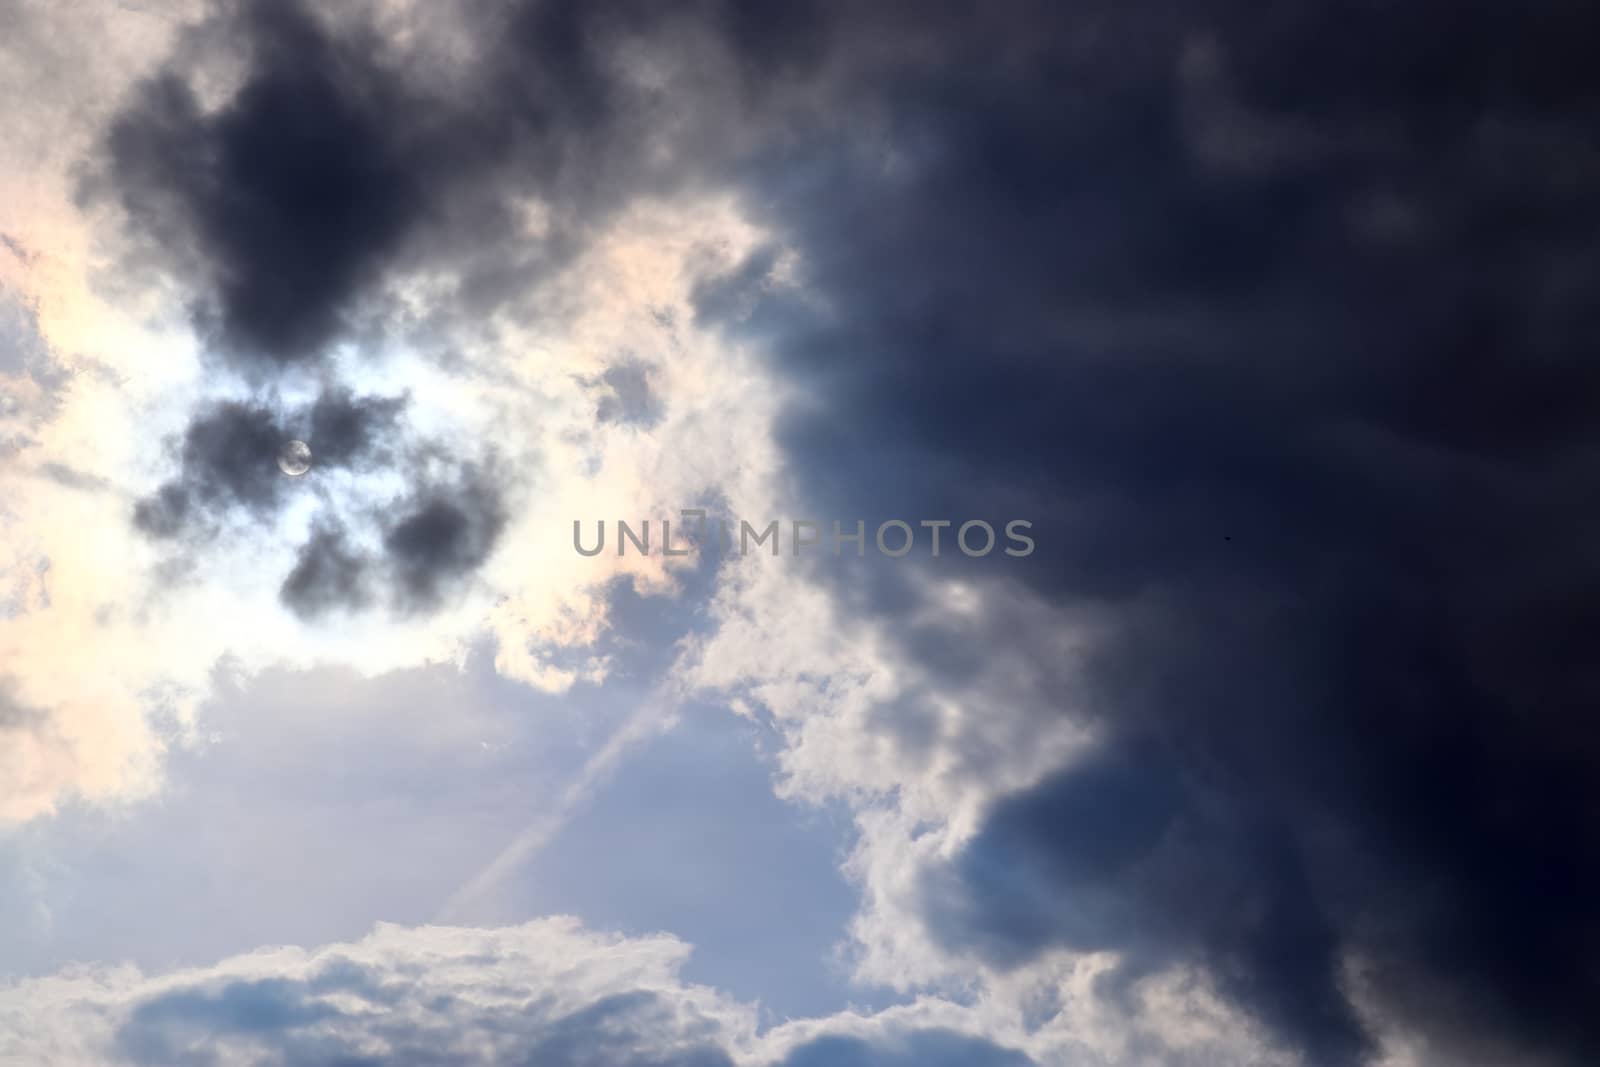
[98,1,449,370]
[132,400,285,536]
[382,468,508,615]
[696,2,1600,1064]
[132,390,406,541]
[272,460,509,620]
[302,387,407,468]
[0,679,46,733]
[125,387,515,621]
[593,359,665,429]
[924,743,1355,1063]
[278,519,371,620]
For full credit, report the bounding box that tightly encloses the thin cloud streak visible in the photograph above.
[437,688,682,924]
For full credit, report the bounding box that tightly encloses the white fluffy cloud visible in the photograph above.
[0,917,1059,1067]
[676,559,1310,1067]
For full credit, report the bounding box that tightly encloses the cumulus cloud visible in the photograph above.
[0,919,1035,1067]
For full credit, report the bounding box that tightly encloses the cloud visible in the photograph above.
[129,392,506,619]
[12,919,750,1067]
[99,0,448,369]
[0,918,1035,1067]
[278,519,371,620]
[925,743,1362,1064]
[7,1,1596,1063]
[0,167,779,825]
[302,386,407,468]
[382,467,508,614]
[593,358,665,429]
[0,681,39,730]
[90,0,834,624]
[678,2,1600,1063]
[88,0,831,372]
[133,389,406,535]
[132,400,286,535]
[116,984,737,1067]
[775,1030,1033,1067]
[0,677,83,825]
[0,287,68,448]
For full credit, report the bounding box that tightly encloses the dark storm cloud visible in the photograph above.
[703,2,1600,1064]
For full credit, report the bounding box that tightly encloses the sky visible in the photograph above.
[1,1,1598,1065]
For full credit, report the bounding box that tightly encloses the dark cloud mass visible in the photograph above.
[703,2,1600,1065]
[925,744,1360,1062]
[95,0,820,368]
[103,1,433,366]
